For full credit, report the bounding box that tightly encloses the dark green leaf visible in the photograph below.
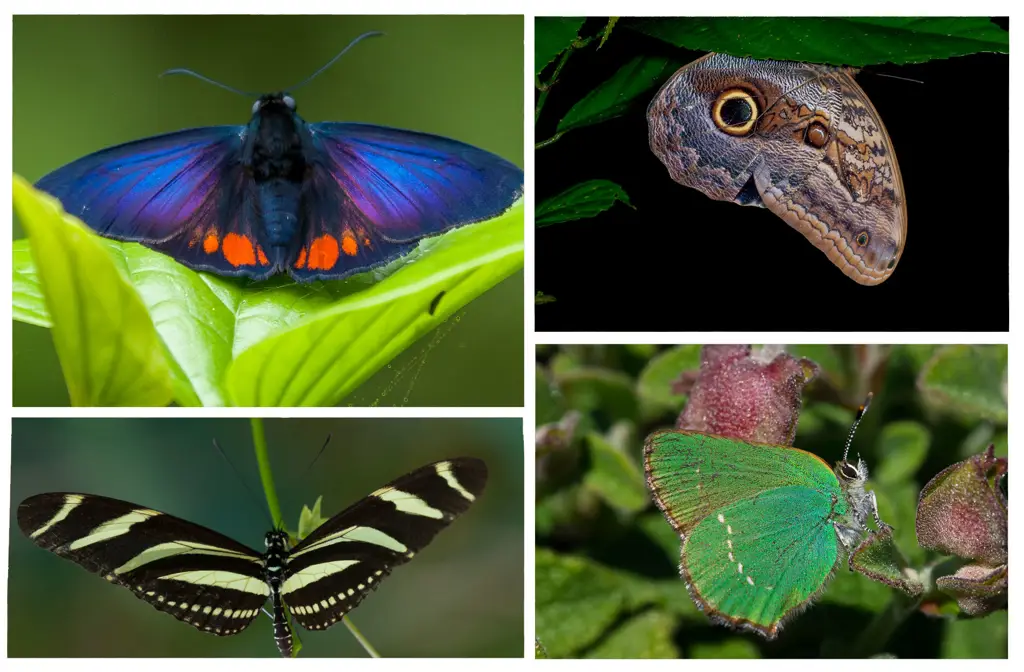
[556,55,682,134]
[874,420,931,485]
[690,639,760,659]
[941,611,1008,658]
[535,549,629,658]
[557,366,639,422]
[636,344,700,410]
[13,176,173,406]
[630,17,1008,66]
[586,610,679,658]
[536,17,585,75]
[536,180,632,227]
[918,345,1008,423]
[583,431,648,513]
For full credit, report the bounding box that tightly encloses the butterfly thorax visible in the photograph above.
[833,458,872,548]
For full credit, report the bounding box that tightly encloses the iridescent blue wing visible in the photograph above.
[289,122,523,281]
[35,127,277,279]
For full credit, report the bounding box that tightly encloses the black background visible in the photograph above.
[535,20,1009,332]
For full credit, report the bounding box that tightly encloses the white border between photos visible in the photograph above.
[1,0,1019,667]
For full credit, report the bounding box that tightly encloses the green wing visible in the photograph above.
[684,485,838,637]
[644,430,844,534]
[643,430,845,637]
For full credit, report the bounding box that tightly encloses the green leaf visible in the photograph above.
[536,17,585,75]
[690,639,760,659]
[918,345,1008,423]
[12,175,173,406]
[224,204,524,406]
[536,365,567,427]
[535,549,630,658]
[583,431,648,514]
[635,512,683,566]
[556,55,682,134]
[586,610,679,658]
[536,180,632,227]
[942,610,1008,658]
[13,177,524,406]
[636,345,700,410]
[630,17,1008,66]
[556,366,639,422]
[787,344,846,388]
[296,496,326,540]
[874,420,931,485]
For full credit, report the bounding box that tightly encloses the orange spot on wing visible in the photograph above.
[307,235,340,270]
[222,233,256,267]
[294,247,307,269]
[203,232,220,254]
[341,232,358,257]
[257,246,269,266]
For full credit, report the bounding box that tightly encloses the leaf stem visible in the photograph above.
[343,615,381,657]
[535,132,565,150]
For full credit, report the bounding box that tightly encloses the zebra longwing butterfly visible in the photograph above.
[17,457,486,656]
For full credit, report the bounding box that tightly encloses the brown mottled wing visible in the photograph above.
[648,52,905,285]
[18,493,268,637]
[281,458,487,632]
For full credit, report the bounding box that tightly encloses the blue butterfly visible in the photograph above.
[35,32,523,282]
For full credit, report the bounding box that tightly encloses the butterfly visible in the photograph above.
[644,395,889,638]
[34,32,523,283]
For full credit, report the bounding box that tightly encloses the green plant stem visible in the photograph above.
[251,418,283,528]
[249,418,379,658]
[849,591,922,657]
[344,615,381,657]
[536,46,575,122]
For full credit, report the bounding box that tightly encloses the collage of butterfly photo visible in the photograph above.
[1,5,1013,665]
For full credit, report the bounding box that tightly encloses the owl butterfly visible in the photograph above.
[648,53,906,285]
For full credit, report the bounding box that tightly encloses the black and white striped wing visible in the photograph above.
[281,458,487,631]
[17,493,269,637]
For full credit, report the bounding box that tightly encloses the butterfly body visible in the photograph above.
[36,93,523,283]
[644,430,883,638]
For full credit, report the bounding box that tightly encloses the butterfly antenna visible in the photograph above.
[870,72,925,85]
[212,439,276,530]
[299,434,334,481]
[285,31,385,93]
[842,393,874,462]
[159,68,259,97]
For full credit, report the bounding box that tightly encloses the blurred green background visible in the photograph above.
[535,344,1007,658]
[10,417,524,657]
[12,15,525,407]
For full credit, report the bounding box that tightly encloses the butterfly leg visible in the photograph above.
[867,491,893,532]
[833,522,862,551]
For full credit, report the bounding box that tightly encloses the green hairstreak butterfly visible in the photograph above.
[643,396,888,638]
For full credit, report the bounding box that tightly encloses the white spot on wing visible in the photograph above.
[30,494,84,539]
[281,560,360,595]
[70,508,162,550]
[435,461,476,501]
[371,488,444,519]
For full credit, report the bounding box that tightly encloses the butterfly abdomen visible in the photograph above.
[246,101,307,262]
[258,180,301,250]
